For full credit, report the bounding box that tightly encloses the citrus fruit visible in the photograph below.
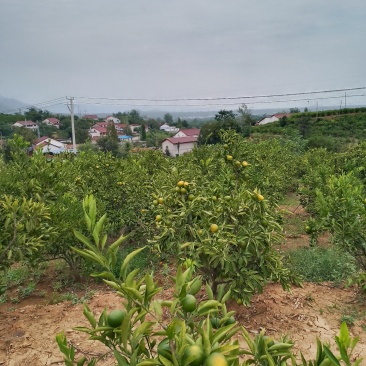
[177,181,185,187]
[234,160,241,167]
[257,194,264,201]
[205,353,227,366]
[189,278,202,295]
[223,144,229,149]
[210,224,219,233]
[242,161,248,167]
[212,196,217,201]
[153,199,158,205]
[226,155,233,161]
[156,215,162,222]
[184,345,204,366]
[181,294,197,312]
[188,194,195,201]
[158,197,164,204]
[107,309,126,328]
[180,188,187,194]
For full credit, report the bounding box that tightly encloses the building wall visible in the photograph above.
[174,131,187,137]
[162,141,196,156]
[258,116,279,125]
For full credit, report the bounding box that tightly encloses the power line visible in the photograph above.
[74,94,364,107]
[2,98,66,114]
[74,87,366,102]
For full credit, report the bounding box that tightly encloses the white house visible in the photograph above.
[13,120,38,131]
[105,116,121,124]
[174,128,200,138]
[162,136,197,156]
[160,124,179,133]
[257,113,291,125]
[42,117,60,128]
[34,136,67,154]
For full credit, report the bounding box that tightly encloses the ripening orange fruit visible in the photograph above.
[210,224,219,233]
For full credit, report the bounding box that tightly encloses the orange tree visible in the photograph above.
[57,195,363,366]
[143,137,300,305]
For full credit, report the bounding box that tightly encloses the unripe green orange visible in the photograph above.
[181,294,197,312]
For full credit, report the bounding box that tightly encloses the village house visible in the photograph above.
[257,113,291,125]
[13,120,38,131]
[162,136,198,156]
[105,116,121,124]
[83,114,99,121]
[42,117,60,128]
[159,123,179,133]
[34,136,66,154]
[174,128,200,138]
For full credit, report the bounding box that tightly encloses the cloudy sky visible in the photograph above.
[1,0,365,113]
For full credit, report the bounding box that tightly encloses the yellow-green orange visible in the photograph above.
[156,215,162,222]
[210,224,219,233]
[205,353,227,366]
[226,155,233,161]
[158,197,164,204]
[181,294,197,312]
[242,161,248,167]
[177,180,185,187]
[184,345,204,366]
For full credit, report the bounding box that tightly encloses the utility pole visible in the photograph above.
[66,97,76,153]
[316,101,318,119]
[345,92,347,109]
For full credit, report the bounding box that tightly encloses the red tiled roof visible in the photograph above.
[34,136,50,144]
[179,128,200,136]
[164,136,198,145]
[94,126,107,132]
[83,114,99,119]
[47,117,59,123]
[273,113,291,118]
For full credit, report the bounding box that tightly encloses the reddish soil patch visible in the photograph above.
[1,283,365,365]
[1,200,365,365]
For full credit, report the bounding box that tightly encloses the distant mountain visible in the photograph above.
[0,96,29,114]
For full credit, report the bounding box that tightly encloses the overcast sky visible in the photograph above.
[1,0,366,113]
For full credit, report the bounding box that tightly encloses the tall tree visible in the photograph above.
[140,123,147,141]
[128,110,143,125]
[164,113,173,125]
[198,110,241,145]
[237,104,255,137]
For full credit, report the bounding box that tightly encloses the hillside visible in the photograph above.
[252,107,366,151]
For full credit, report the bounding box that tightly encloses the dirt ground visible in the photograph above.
[1,201,366,365]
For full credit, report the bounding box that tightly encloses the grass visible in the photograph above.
[287,247,357,283]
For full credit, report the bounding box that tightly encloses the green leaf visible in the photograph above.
[120,247,146,280]
[113,350,129,366]
[323,345,341,366]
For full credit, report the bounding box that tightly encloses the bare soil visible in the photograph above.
[1,202,366,366]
